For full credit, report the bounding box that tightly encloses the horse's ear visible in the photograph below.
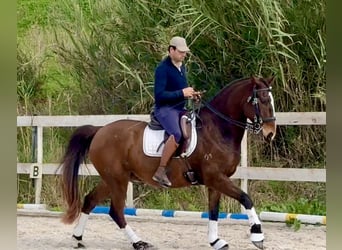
[267,75,275,86]
[251,76,258,85]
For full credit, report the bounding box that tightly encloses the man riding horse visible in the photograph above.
[152,36,200,187]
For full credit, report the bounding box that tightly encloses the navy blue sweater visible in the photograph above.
[154,56,188,110]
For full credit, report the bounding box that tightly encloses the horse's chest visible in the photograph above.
[216,149,241,175]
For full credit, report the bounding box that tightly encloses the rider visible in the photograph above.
[152,36,197,187]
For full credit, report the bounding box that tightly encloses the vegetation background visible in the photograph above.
[17,0,326,216]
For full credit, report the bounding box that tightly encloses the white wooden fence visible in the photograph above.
[17,112,326,207]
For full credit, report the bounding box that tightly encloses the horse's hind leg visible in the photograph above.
[106,176,154,250]
[72,180,110,248]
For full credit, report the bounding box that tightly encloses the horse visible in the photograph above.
[60,76,277,250]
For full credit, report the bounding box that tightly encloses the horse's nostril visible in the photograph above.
[266,133,274,142]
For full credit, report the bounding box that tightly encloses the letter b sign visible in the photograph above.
[30,164,42,179]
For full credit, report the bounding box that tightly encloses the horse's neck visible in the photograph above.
[200,110,246,148]
[217,116,246,147]
[204,84,249,146]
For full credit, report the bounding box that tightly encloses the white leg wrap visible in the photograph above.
[208,220,218,243]
[208,220,228,250]
[124,225,141,243]
[211,239,229,250]
[246,207,261,226]
[250,231,264,242]
[246,207,264,242]
[73,212,89,237]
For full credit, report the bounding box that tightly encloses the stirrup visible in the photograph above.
[183,171,198,185]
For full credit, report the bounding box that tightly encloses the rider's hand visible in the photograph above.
[182,87,195,98]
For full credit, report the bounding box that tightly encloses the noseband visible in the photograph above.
[204,86,276,134]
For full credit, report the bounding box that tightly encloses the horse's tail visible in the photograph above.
[60,125,100,224]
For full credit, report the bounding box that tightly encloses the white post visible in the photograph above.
[34,126,43,204]
[126,182,134,207]
[240,131,248,213]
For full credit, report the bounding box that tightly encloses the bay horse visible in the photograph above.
[60,76,276,250]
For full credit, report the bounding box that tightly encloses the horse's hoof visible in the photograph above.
[252,240,264,249]
[250,224,264,249]
[73,242,86,249]
[132,240,154,250]
[72,235,86,248]
[210,238,229,250]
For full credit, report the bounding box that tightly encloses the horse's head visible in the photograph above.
[244,76,277,142]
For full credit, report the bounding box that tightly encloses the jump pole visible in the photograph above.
[16,204,326,225]
[259,211,326,225]
[17,204,47,210]
[91,206,249,220]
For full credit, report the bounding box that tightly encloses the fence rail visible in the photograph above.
[17,112,326,207]
[17,112,326,127]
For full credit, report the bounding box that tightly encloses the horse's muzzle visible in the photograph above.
[262,123,276,142]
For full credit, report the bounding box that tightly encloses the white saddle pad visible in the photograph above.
[143,118,197,157]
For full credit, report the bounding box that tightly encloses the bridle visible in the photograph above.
[203,85,276,134]
[248,86,276,131]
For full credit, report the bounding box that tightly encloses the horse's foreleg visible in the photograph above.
[207,188,229,250]
[107,177,154,250]
[72,181,110,248]
[240,192,264,249]
[209,176,264,249]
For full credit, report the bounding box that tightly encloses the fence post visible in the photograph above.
[126,182,134,207]
[31,126,37,166]
[240,131,248,213]
[34,126,43,204]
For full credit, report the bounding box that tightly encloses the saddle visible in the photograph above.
[147,109,194,157]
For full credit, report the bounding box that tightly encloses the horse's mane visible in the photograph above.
[206,77,251,103]
[193,77,252,126]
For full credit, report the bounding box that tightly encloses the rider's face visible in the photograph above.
[170,47,188,62]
